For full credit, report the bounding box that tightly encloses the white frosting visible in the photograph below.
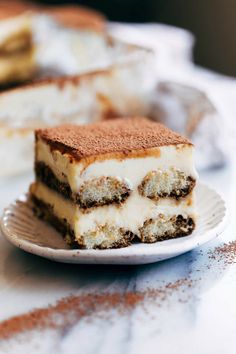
[33,182,195,237]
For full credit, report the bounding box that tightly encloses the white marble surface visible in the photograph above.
[0,159,235,354]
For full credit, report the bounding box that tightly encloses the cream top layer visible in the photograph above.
[36,138,198,193]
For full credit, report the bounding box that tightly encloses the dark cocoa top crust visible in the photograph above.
[36,117,192,161]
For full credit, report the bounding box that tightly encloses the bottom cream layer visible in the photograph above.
[31,182,196,249]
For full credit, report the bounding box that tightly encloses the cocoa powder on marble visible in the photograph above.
[208,240,236,266]
[0,278,192,341]
[2,240,236,341]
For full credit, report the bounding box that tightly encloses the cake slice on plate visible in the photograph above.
[30,117,197,249]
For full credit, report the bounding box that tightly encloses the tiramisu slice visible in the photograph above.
[30,117,197,249]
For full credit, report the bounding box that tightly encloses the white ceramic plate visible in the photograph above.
[0,183,227,265]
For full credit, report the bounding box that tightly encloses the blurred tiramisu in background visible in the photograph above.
[0,0,107,85]
[0,0,154,176]
[0,0,106,31]
[0,0,227,177]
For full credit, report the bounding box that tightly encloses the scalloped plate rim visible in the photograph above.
[0,183,227,264]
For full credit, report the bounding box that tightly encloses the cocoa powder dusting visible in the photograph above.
[1,240,236,342]
[0,279,193,341]
[37,117,191,161]
[208,240,236,266]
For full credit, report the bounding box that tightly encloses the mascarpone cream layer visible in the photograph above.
[36,138,198,193]
[32,182,196,237]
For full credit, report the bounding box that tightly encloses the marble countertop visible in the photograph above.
[0,159,235,354]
